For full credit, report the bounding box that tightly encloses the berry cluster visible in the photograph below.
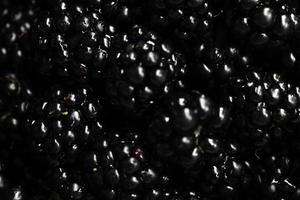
[1,0,300,199]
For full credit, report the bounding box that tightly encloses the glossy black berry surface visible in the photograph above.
[32,0,117,85]
[0,0,36,74]
[2,0,300,200]
[104,25,186,116]
[148,0,224,44]
[224,0,300,77]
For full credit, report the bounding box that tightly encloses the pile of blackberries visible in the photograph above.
[1,0,300,199]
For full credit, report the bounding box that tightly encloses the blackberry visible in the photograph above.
[104,25,186,116]
[81,131,169,200]
[32,0,117,84]
[146,91,261,199]
[25,85,104,167]
[23,85,104,199]
[224,0,300,73]
[80,133,120,200]
[0,73,57,199]
[147,0,225,46]
[196,142,262,199]
[186,40,250,95]
[0,0,36,73]
[224,70,300,155]
[145,85,236,192]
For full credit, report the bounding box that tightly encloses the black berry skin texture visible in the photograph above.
[218,69,300,198]
[100,0,147,29]
[147,0,225,46]
[24,85,103,166]
[0,0,36,74]
[258,153,300,200]
[2,1,300,200]
[0,160,24,200]
[32,0,117,85]
[81,131,169,200]
[224,0,300,76]
[0,73,33,161]
[224,70,300,155]
[22,85,104,199]
[145,86,257,198]
[0,73,58,200]
[104,25,186,117]
[186,41,250,96]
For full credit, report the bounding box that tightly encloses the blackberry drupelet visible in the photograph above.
[32,0,117,84]
[224,0,300,73]
[104,25,186,116]
[0,0,36,73]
